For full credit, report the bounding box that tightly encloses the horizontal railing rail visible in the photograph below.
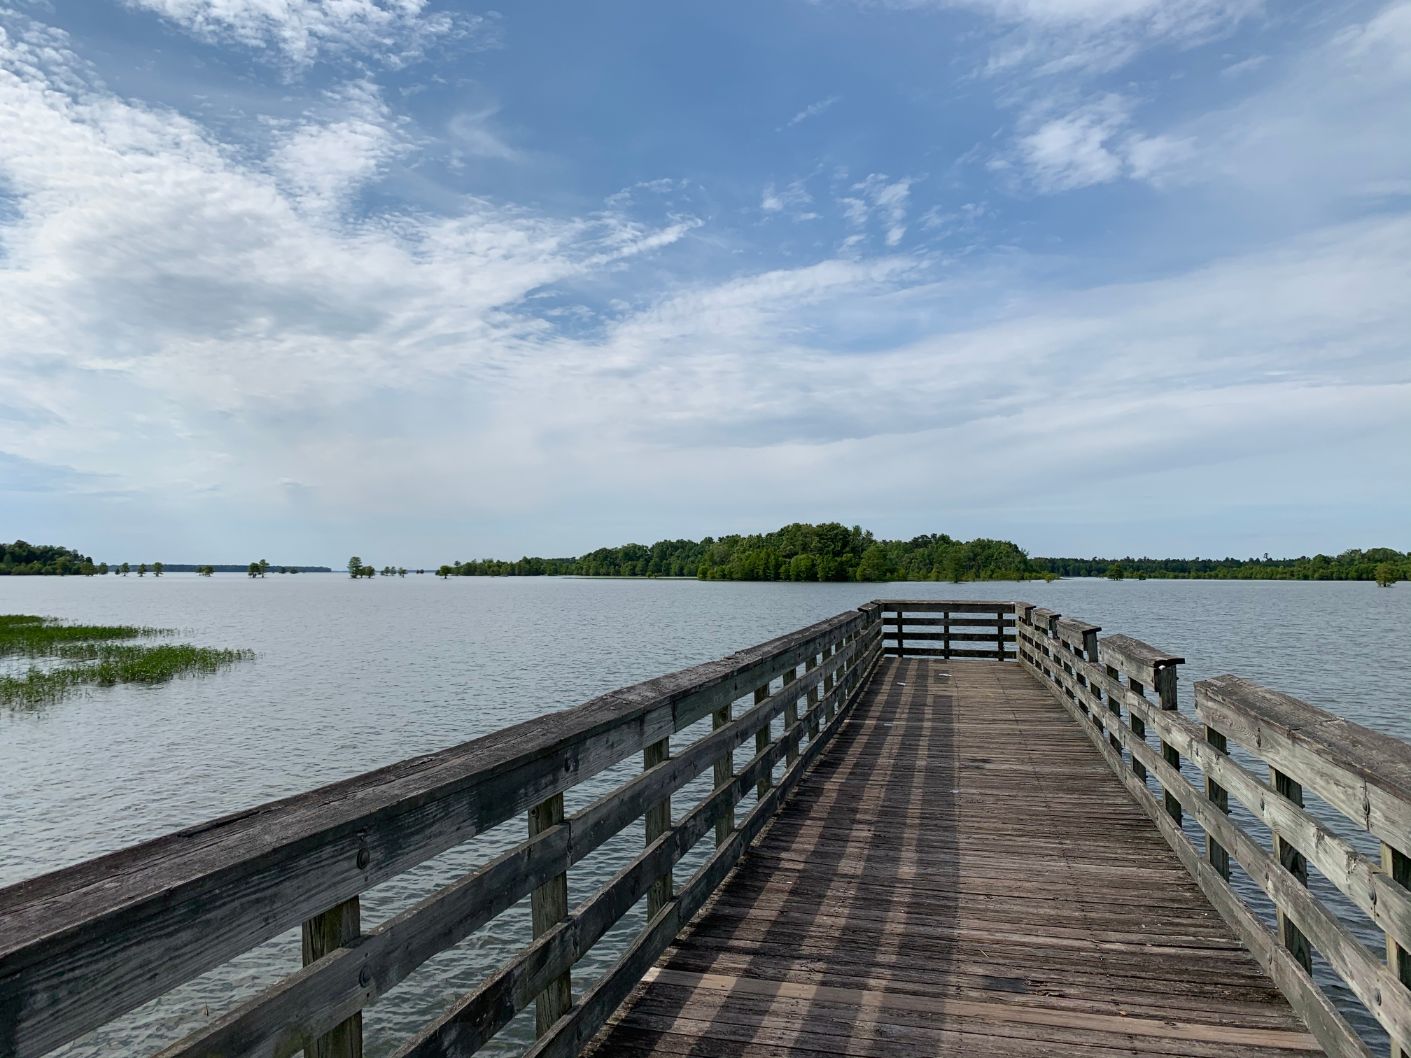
[877,599,1015,661]
[1015,601,1411,1058]
[0,605,886,1058]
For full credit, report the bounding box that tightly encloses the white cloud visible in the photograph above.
[1124,2,1411,207]
[783,95,840,128]
[761,179,815,218]
[446,100,521,162]
[941,0,1261,76]
[123,0,473,67]
[1012,94,1189,191]
[840,174,914,246]
[271,81,403,213]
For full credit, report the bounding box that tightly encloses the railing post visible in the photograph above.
[1205,726,1231,879]
[783,666,800,767]
[529,793,570,1035]
[644,738,672,919]
[1384,843,1411,1058]
[895,610,904,658]
[752,683,771,799]
[1077,628,1099,717]
[1106,670,1124,755]
[1271,768,1313,974]
[1156,664,1182,824]
[823,645,837,722]
[301,898,363,1058]
[943,609,951,660]
[995,607,1004,661]
[1127,677,1146,778]
[805,654,821,741]
[714,700,734,846]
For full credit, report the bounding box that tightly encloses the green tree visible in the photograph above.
[120,562,130,576]
[437,564,452,579]
[1375,563,1397,588]
[198,565,214,577]
[247,562,260,578]
[153,561,164,577]
[855,544,892,582]
[258,559,270,577]
[1105,563,1126,581]
[138,563,147,577]
[98,562,109,575]
[348,556,363,579]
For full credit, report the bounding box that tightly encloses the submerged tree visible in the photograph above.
[153,562,164,577]
[348,556,363,579]
[1376,563,1398,588]
[119,562,130,576]
[137,563,147,577]
[198,565,215,577]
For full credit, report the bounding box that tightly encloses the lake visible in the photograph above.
[3,575,1408,1055]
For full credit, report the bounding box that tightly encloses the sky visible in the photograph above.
[0,0,1407,565]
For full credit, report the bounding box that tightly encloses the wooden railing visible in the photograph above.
[0,606,885,1058]
[878,599,1015,661]
[1015,602,1411,1058]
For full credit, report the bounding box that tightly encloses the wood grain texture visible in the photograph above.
[586,659,1320,1058]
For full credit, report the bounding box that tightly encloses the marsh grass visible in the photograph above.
[0,615,168,657]
[0,615,252,706]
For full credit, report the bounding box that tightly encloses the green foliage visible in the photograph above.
[197,565,215,576]
[440,523,1034,582]
[0,540,100,576]
[0,615,253,706]
[1105,562,1125,581]
[152,561,164,577]
[1033,547,1411,583]
[348,555,363,578]
[1375,563,1399,588]
[0,616,164,657]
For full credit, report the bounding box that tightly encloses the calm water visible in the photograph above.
[2,576,1408,1055]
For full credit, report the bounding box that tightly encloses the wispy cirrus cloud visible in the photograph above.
[782,94,840,129]
[122,0,483,67]
[883,0,1261,77]
[1001,94,1190,192]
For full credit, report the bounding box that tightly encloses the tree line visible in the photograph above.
[0,542,331,576]
[1037,548,1410,585]
[437,524,1039,582]
[433,526,1409,585]
[5,535,1406,584]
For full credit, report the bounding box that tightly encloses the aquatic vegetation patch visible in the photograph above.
[0,615,252,706]
[0,615,169,657]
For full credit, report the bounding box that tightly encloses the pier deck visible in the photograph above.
[589,658,1320,1057]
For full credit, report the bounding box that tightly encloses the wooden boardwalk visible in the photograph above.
[589,658,1322,1057]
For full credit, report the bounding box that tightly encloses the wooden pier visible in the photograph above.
[2,601,1409,1058]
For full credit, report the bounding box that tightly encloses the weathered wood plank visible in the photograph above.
[1197,674,1411,851]
[300,899,362,1058]
[589,659,1324,1058]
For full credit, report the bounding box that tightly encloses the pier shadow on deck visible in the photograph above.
[588,659,1322,1057]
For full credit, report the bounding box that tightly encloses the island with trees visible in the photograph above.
[433,524,1409,584]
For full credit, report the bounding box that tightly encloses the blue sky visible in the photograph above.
[0,0,1407,565]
